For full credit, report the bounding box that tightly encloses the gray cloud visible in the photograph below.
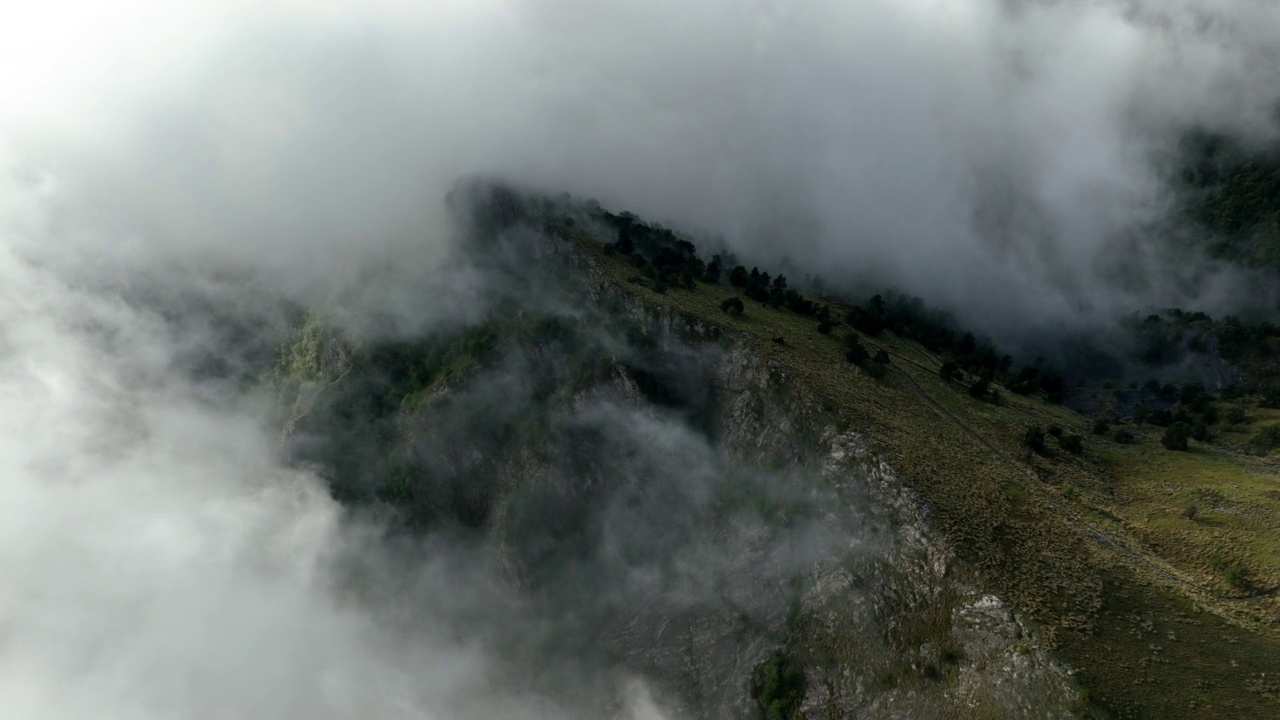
[8,0,1277,330]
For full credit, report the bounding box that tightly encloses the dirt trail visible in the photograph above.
[870,338,1196,591]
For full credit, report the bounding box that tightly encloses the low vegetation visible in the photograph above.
[554,204,1280,719]
[751,653,805,720]
[323,186,1280,718]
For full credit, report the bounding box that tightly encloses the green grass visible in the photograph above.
[562,226,1280,718]
[1102,440,1280,598]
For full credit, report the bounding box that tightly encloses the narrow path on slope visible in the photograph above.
[861,333,1196,591]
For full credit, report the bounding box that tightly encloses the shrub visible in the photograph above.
[817,318,833,334]
[1092,419,1111,435]
[1023,426,1047,454]
[1181,505,1199,520]
[1048,425,1064,438]
[1191,422,1211,443]
[1261,385,1280,409]
[1248,424,1280,455]
[1060,434,1084,454]
[1161,422,1191,451]
[845,342,870,366]
[1223,564,1250,590]
[861,361,888,379]
[873,349,890,364]
[1226,406,1247,424]
[1113,429,1136,444]
[720,297,744,316]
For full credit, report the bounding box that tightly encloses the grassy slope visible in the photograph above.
[563,228,1280,718]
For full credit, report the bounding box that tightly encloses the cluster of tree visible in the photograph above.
[1181,131,1280,270]
[596,204,845,329]
[841,292,1066,402]
[1133,381,1217,446]
[1021,424,1083,457]
[598,209,708,291]
[842,332,890,378]
[724,264,833,320]
[587,197,1067,399]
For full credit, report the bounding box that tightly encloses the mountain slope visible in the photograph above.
[273,187,1280,718]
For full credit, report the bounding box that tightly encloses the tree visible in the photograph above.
[847,307,885,337]
[939,361,959,382]
[1161,422,1191,451]
[1092,419,1111,435]
[997,354,1013,376]
[704,258,722,283]
[873,349,890,364]
[720,297,744,316]
[844,335,870,365]
[817,318,833,335]
[729,265,748,287]
[969,372,992,399]
[1060,434,1084,454]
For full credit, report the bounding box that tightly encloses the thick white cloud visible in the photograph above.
[0,1,1275,717]
[5,0,1276,317]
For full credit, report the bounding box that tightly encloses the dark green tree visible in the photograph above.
[720,297,745,316]
[751,653,805,720]
[845,335,870,365]
[1023,425,1047,454]
[969,372,992,399]
[939,361,959,382]
[1161,422,1191,451]
[705,258,722,283]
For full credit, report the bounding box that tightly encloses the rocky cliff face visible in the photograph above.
[273,221,1077,718]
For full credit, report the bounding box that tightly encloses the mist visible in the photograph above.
[6,0,1279,325]
[0,0,1275,716]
